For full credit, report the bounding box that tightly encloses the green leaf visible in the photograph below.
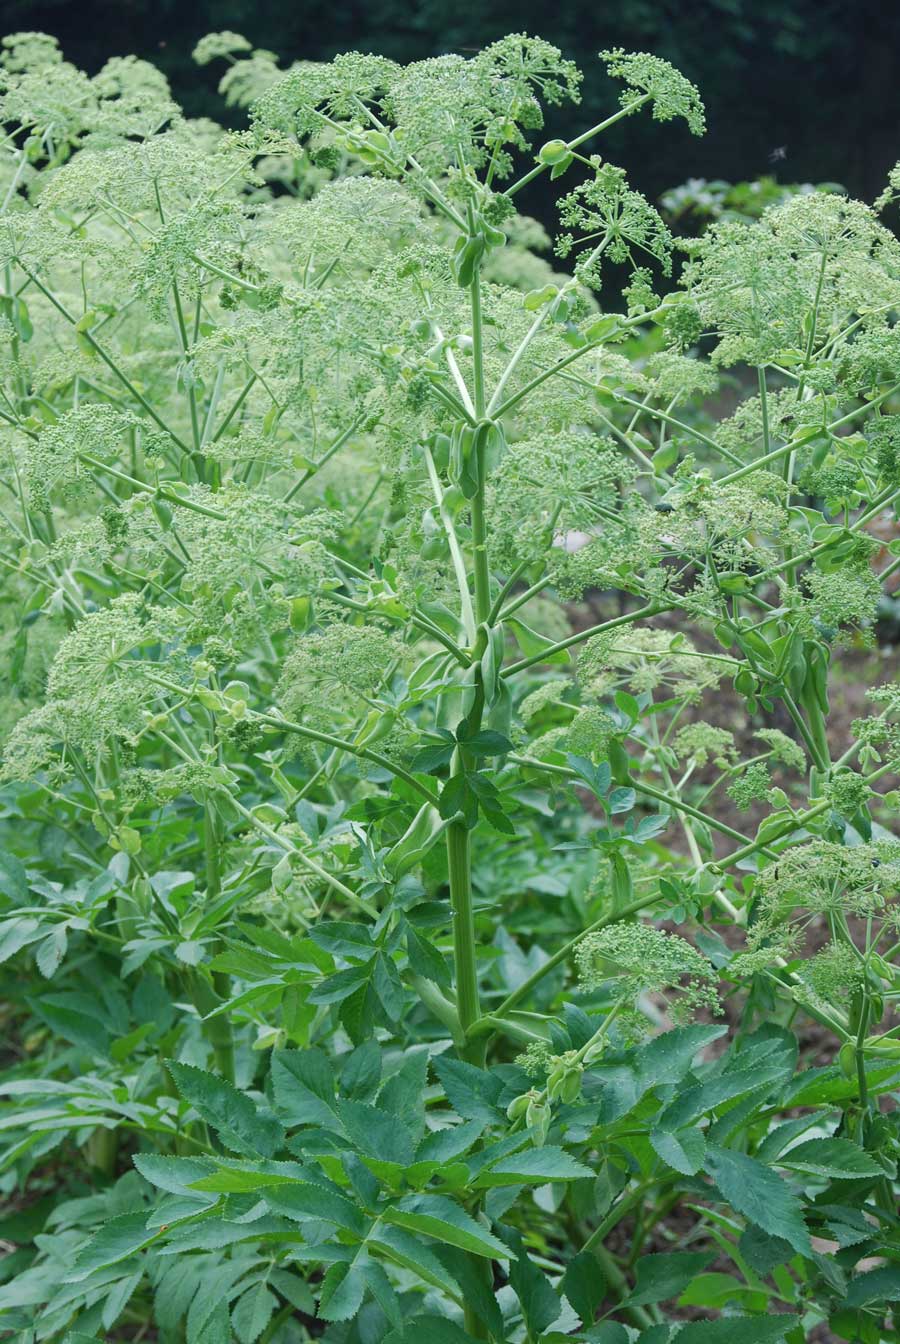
[432,1056,503,1123]
[0,916,44,964]
[309,921,374,958]
[674,1317,793,1343]
[785,1062,900,1106]
[500,1223,559,1334]
[845,1265,900,1306]
[35,924,68,978]
[384,1194,509,1260]
[608,786,636,814]
[368,1225,462,1298]
[167,1061,284,1158]
[778,1137,883,1180]
[379,1048,428,1137]
[383,1318,477,1344]
[181,1158,306,1196]
[231,1284,277,1344]
[65,1211,159,1282]
[657,1058,790,1131]
[318,1262,366,1322]
[406,926,452,988]
[635,1025,727,1088]
[562,1250,605,1325]
[677,1272,763,1310]
[614,690,641,722]
[410,742,456,774]
[0,851,28,903]
[360,1260,401,1327]
[338,1099,416,1167]
[634,813,668,840]
[652,441,679,472]
[438,773,478,827]
[269,1270,315,1314]
[27,994,109,1054]
[264,1182,369,1236]
[474,1145,593,1187]
[431,1245,505,1336]
[739,1226,794,1275]
[271,1048,338,1127]
[186,1263,248,1341]
[567,754,612,798]
[341,1041,382,1100]
[308,964,372,1006]
[372,951,404,1020]
[416,1120,483,1164]
[507,617,571,665]
[132,1153,216,1195]
[464,730,513,757]
[650,1127,706,1175]
[703,1145,811,1256]
[625,1251,715,1306]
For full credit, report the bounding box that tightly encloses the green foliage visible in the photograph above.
[1,25,900,1344]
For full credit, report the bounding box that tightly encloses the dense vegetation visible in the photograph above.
[11,0,900,218]
[2,27,900,1344]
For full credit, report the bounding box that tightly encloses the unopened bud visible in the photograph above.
[538,138,570,165]
[526,1094,551,1147]
[506,1092,531,1122]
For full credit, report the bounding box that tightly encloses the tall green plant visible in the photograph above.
[2,28,900,1344]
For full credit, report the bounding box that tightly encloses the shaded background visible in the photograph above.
[6,0,899,225]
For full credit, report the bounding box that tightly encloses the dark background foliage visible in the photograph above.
[8,0,899,223]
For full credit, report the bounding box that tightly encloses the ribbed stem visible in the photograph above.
[446,818,483,1065]
[202,807,235,1083]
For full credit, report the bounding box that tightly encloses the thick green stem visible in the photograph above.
[446,816,484,1065]
[470,455,492,629]
[85,1125,118,1177]
[425,445,477,643]
[591,1243,655,1331]
[440,237,494,1069]
[468,243,492,628]
[802,697,831,777]
[854,994,871,1135]
[202,807,235,1083]
[782,688,829,774]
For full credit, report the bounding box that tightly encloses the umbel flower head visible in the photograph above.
[672,722,736,768]
[600,49,706,135]
[684,191,900,369]
[276,623,399,718]
[251,34,581,178]
[752,840,900,927]
[556,164,674,290]
[800,941,867,1009]
[575,922,720,1024]
[727,761,771,810]
[755,728,806,773]
[578,628,723,701]
[192,31,253,66]
[0,595,154,782]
